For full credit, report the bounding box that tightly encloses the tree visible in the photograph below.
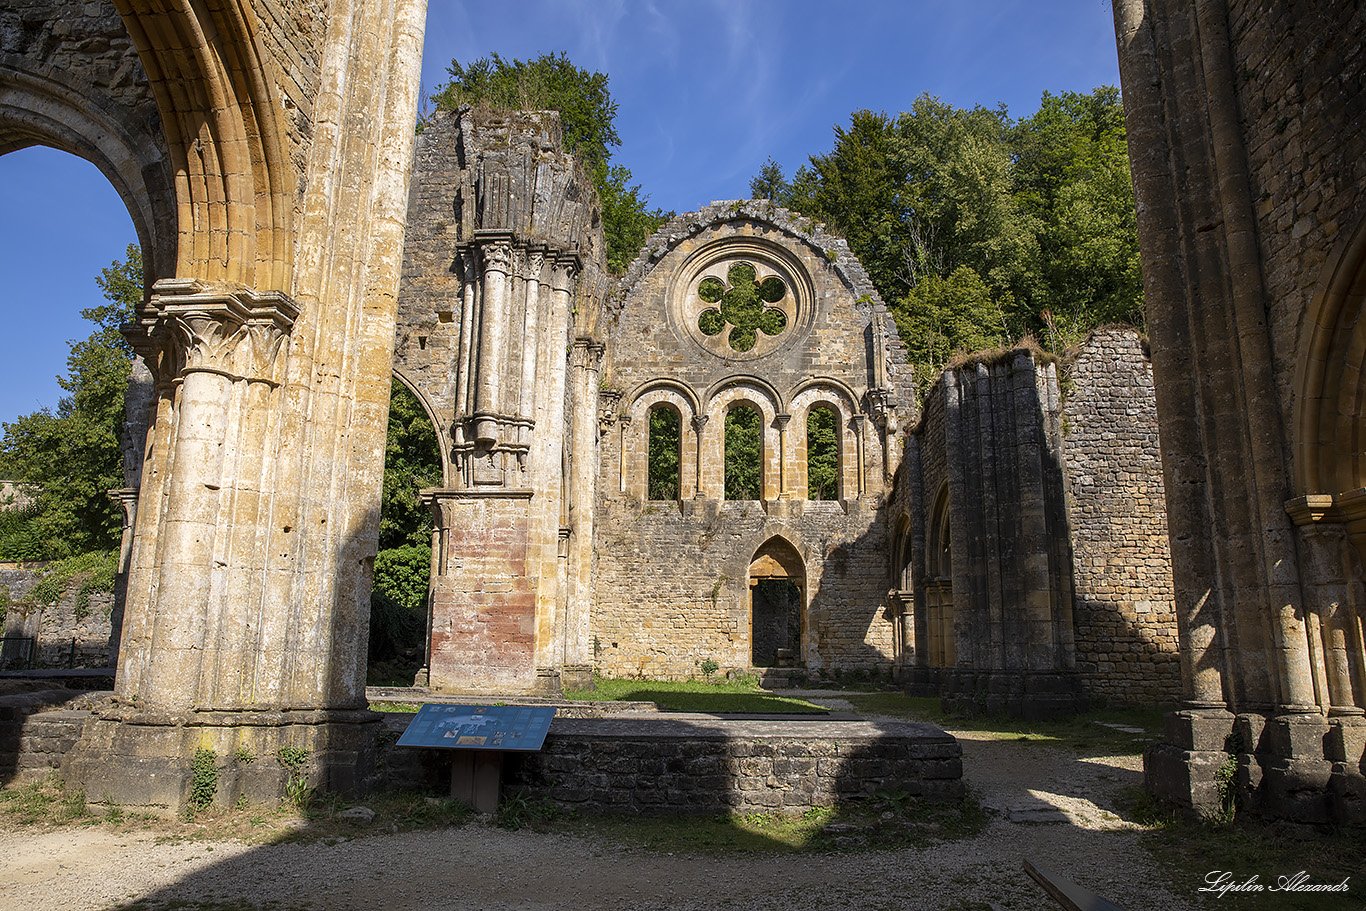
[761,87,1142,390]
[647,406,681,501]
[378,379,442,551]
[724,406,761,500]
[749,157,791,203]
[1012,88,1143,346]
[806,406,839,500]
[0,245,140,560]
[429,52,670,274]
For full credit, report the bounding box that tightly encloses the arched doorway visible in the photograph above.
[749,537,805,668]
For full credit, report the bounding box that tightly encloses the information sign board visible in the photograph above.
[396,703,556,752]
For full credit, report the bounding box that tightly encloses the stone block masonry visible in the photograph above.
[0,564,115,670]
[389,713,964,815]
[1062,329,1180,705]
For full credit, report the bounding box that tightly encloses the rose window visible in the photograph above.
[696,261,788,352]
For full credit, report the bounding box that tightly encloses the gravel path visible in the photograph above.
[0,705,1198,911]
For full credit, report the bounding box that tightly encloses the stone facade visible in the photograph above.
[1064,329,1179,703]
[890,328,1180,715]
[397,124,914,691]
[1114,0,1366,822]
[592,202,911,679]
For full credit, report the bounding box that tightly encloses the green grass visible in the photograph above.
[565,676,826,713]
[844,692,1169,752]
[367,700,420,713]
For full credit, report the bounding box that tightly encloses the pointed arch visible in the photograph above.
[112,1,296,290]
[392,366,451,487]
[1295,213,1366,497]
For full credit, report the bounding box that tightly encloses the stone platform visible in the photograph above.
[381,710,964,815]
[3,687,964,815]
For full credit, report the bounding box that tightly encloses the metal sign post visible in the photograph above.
[396,704,557,814]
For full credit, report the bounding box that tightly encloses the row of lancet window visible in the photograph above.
[645,402,841,501]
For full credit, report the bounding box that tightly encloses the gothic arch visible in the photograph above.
[392,366,451,488]
[748,534,807,667]
[112,1,297,290]
[1294,212,1366,497]
[0,53,176,289]
[790,379,861,500]
[624,380,699,499]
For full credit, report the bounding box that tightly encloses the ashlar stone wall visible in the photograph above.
[1062,328,1179,703]
[895,328,1179,713]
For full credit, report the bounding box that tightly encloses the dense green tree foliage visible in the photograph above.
[370,380,440,670]
[378,379,442,551]
[806,406,839,501]
[755,88,1141,388]
[647,406,681,500]
[724,406,761,501]
[0,245,139,560]
[429,52,670,273]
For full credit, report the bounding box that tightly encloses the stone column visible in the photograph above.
[773,413,791,500]
[691,414,709,497]
[105,487,140,669]
[473,236,513,444]
[564,337,603,689]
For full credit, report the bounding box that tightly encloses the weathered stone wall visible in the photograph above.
[1223,2,1366,433]
[592,202,912,678]
[0,706,90,785]
[396,108,609,694]
[381,714,964,815]
[0,564,113,669]
[1116,0,1366,822]
[0,2,156,129]
[592,500,894,678]
[1062,328,1180,704]
[898,351,1083,717]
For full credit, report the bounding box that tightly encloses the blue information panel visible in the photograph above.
[396,704,556,752]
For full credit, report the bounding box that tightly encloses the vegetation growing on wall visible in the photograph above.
[428,52,671,274]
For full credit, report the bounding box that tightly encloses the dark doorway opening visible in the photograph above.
[751,578,801,667]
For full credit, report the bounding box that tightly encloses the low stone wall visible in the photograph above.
[384,713,963,815]
[0,689,98,785]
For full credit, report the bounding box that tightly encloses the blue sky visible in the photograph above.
[0,0,1121,426]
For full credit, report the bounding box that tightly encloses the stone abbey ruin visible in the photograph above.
[0,0,1363,825]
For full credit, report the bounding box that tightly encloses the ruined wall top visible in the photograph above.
[434,106,606,270]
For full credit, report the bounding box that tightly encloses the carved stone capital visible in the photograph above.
[866,388,892,427]
[125,279,299,387]
[550,253,581,292]
[476,233,514,275]
[598,388,622,427]
[691,413,709,434]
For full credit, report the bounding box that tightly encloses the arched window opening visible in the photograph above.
[926,484,956,668]
[749,537,804,668]
[0,147,138,564]
[806,404,839,500]
[647,404,681,500]
[724,403,762,500]
[371,377,442,685]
